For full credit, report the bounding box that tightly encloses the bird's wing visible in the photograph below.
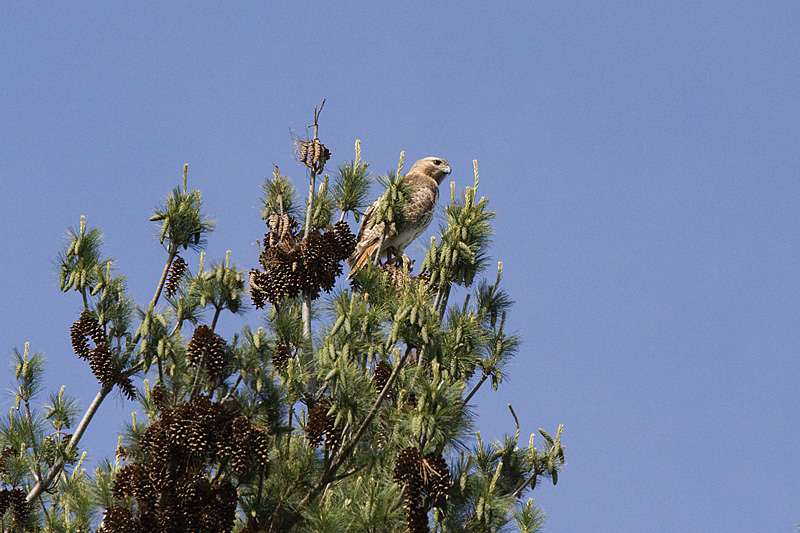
[354,197,381,245]
[347,196,398,270]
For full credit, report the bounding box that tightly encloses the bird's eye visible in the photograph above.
[433,160,442,165]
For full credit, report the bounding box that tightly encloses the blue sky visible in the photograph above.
[2,2,799,530]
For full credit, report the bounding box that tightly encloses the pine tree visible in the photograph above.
[1,110,565,532]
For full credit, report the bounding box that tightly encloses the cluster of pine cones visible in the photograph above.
[70,311,135,399]
[103,394,270,533]
[393,447,452,533]
[249,214,356,307]
[299,138,331,174]
[187,325,227,382]
[305,397,342,451]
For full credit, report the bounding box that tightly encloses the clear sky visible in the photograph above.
[2,2,799,531]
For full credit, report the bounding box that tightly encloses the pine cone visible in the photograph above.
[252,428,271,468]
[151,384,168,409]
[86,313,107,345]
[165,255,188,297]
[301,229,345,299]
[404,500,429,533]
[333,220,356,260]
[266,213,299,243]
[89,342,114,386]
[229,416,252,473]
[324,414,342,452]
[88,343,135,399]
[393,447,451,531]
[373,360,392,392]
[304,397,340,450]
[299,141,309,165]
[306,402,328,448]
[256,243,303,304]
[70,311,99,360]
[425,453,452,508]
[272,343,291,369]
[106,383,271,532]
[71,311,134,398]
[252,217,351,305]
[103,506,141,533]
[249,270,269,309]
[187,325,226,382]
[415,271,432,285]
[0,488,27,525]
[0,447,15,477]
[393,447,423,486]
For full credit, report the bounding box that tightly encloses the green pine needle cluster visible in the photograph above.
[333,139,372,222]
[150,166,216,253]
[423,161,495,316]
[261,166,301,220]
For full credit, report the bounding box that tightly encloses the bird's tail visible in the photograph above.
[347,242,380,279]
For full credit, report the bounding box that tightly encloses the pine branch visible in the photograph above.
[511,465,545,500]
[303,173,317,242]
[221,373,243,403]
[23,397,42,483]
[436,284,452,318]
[26,382,113,503]
[302,99,326,392]
[463,371,490,405]
[27,243,176,503]
[287,346,412,527]
[153,251,177,385]
[153,249,177,307]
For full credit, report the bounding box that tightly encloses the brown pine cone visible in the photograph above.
[165,255,188,297]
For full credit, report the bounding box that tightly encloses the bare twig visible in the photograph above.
[123,360,145,378]
[189,351,208,398]
[331,466,363,483]
[220,373,243,403]
[463,371,490,405]
[511,466,543,500]
[153,249,177,307]
[211,456,229,484]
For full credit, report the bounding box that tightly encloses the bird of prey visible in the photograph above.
[347,157,451,276]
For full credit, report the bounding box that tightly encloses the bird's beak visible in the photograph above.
[444,164,451,175]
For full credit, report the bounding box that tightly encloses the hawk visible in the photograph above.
[348,157,451,275]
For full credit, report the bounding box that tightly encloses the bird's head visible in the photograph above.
[410,157,451,184]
